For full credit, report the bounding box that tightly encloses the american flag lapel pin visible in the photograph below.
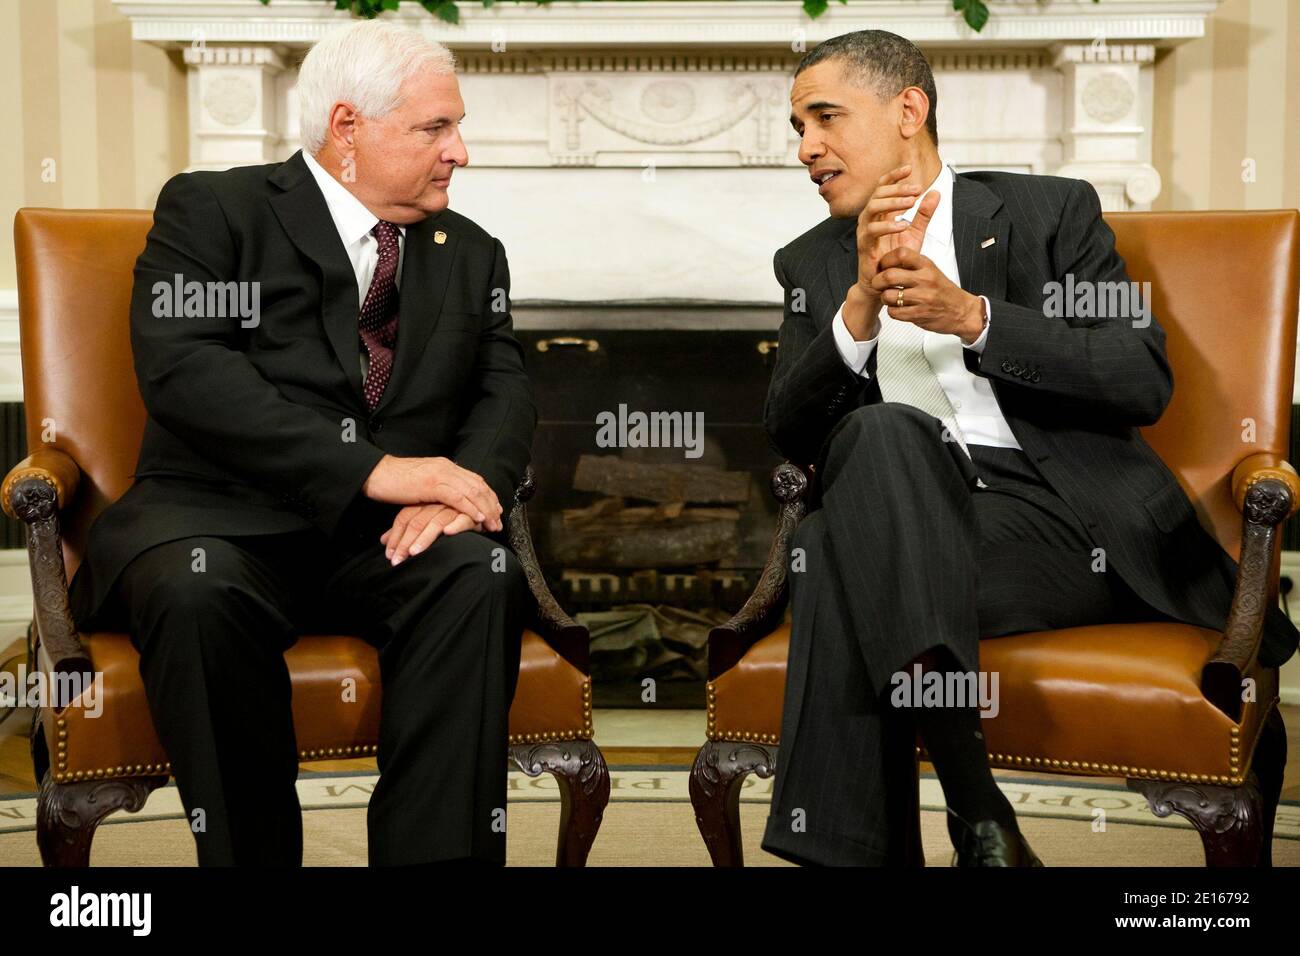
[980,236,996,249]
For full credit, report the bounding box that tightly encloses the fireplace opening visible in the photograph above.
[517,309,785,708]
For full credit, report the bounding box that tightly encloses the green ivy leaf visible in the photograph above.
[952,0,990,33]
[422,0,460,24]
[802,0,848,18]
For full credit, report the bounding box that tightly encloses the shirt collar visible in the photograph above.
[897,160,954,248]
[301,150,404,248]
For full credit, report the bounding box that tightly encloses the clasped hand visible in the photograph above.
[362,454,504,565]
[870,246,984,342]
[843,164,984,344]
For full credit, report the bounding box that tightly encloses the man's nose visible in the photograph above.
[797,130,822,168]
[446,127,469,168]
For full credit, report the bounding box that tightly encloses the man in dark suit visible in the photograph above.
[67,20,536,866]
[759,30,1299,867]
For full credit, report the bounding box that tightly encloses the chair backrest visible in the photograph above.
[14,209,152,577]
[12,208,1300,575]
[1112,211,1300,559]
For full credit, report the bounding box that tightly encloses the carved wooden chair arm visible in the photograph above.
[508,465,589,672]
[3,447,91,685]
[1231,453,1300,516]
[2,447,81,519]
[707,462,810,680]
[1203,454,1299,718]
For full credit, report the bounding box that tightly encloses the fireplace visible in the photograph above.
[515,307,783,702]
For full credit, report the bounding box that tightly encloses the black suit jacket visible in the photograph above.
[765,170,1298,668]
[70,150,536,628]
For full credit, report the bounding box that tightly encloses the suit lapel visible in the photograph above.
[376,215,458,415]
[268,153,365,406]
[269,152,459,416]
[952,174,1009,302]
[826,220,858,317]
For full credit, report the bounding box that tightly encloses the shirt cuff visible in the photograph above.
[832,303,880,379]
[962,296,991,354]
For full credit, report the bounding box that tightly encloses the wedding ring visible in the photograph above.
[896,287,905,308]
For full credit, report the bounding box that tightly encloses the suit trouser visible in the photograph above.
[760,403,1169,866]
[109,526,529,866]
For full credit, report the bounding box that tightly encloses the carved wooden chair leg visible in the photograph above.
[1128,776,1265,867]
[690,739,777,867]
[510,739,610,867]
[37,772,168,867]
[1249,706,1287,866]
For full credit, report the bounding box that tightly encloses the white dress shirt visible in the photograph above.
[831,161,1020,450]
[302,150,406,380]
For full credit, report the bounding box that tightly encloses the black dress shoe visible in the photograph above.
[948,815,1044,867]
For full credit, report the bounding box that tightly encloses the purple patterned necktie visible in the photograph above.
[359,220,401,411]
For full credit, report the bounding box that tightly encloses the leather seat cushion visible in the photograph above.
[47,629,591,783]
[708,621,1273,784]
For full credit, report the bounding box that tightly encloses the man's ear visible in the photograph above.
[327,101,359,153]
[897,86,931,142]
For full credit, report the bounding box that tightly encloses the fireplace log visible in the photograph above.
[562,497,740,526]
[548,514,739,567]
[573,455,750,505]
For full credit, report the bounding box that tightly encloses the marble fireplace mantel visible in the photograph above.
[113,0,1220,305]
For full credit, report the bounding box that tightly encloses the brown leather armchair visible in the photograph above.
[691,210,1300,867]
[6,208,610,867]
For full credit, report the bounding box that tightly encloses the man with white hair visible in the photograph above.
[68,20,536,867]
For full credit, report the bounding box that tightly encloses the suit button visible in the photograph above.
[1031,371,1041,383]
[372,420,384,433]
[1000,360,1012,373]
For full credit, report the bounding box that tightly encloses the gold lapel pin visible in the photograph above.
[981,236,996,249]
[434,230,447,245]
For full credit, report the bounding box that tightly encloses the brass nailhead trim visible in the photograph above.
[298,744,378,761]
[507,730,589,744]
[909,747,1244,787]
[54,761,173,785]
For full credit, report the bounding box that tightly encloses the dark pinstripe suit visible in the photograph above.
[758,171,1300,866]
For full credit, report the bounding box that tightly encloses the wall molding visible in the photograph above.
[114,0,1220,48]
